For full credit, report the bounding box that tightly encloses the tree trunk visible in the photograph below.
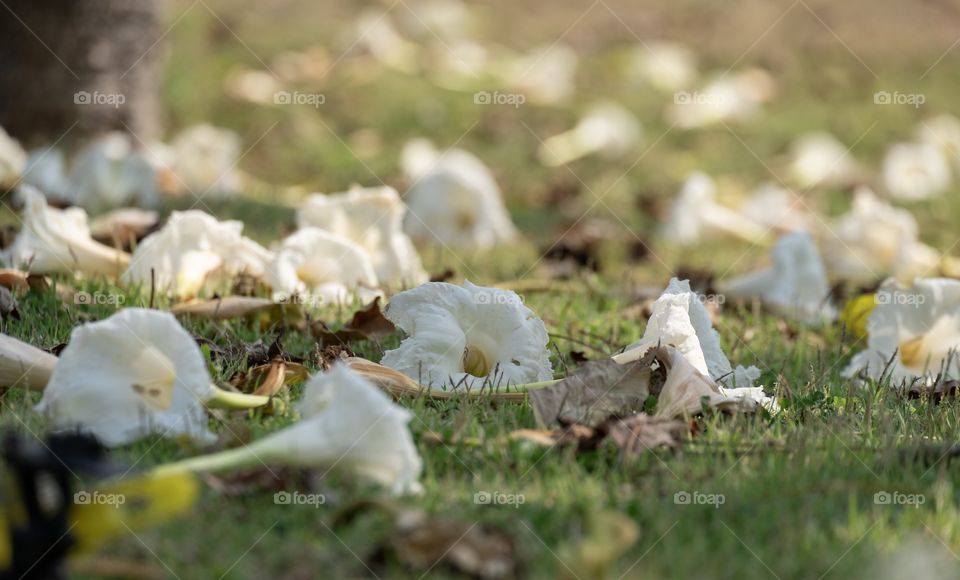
[0,0,164,146]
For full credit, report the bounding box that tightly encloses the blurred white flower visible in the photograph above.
[740,182,814,233]
[22,147,70,201]
[615,278,763,390]
[788,132,858,189]
[666,68,775,128]
[496,43,578,105]
[36,308,217,447]
[660,172,769,245]
[401,139,517,249]
[916,114,960,169]
[297,185,427,287]
[123,210,272,297]
[0,125,26,191]
[2,186,130,276]
[882,142,951,201]
[844,278,960,389]
[354,10,419,73]
[538,102,642,166]
[718,232,836,323]
[265,227,380,305]
[169,124,243,197]
[629,41,697,92]
[66,132,158,211]
[823,187,940,281]
[380,281,553,389]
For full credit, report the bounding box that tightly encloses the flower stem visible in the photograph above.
[204,386,271,409]
[150,444,264,477]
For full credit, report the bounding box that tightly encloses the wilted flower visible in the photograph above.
[265,227,380,305]
[629,41,697,92]
[882,142,951,201]
[153,364,424,495]
[123,210,272,297]
[844,278,960,389]
[2,186,130,276]
[380,281,553,389]
[169,124,243,197]
[538,102,642,166]
[660,172,769,245]
[0,125,26,191]
[822,187,940,281]
[66,132,158,211]
[35,308,218,447]
[740,182,814,233]
[297,185,427,287]
[401,139,517,249]
[22,147,69,201]
[788,132,859,189]
[718,232,836,323]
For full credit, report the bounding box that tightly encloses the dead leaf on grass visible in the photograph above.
[310,297,395,346]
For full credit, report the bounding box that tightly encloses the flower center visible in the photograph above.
[462,332,499,378]
[898,317,960,374]
[129,345,176,410]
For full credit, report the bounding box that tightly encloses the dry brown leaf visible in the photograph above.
[0,333,58,391]
[89,207,159,250]
[230,358,310,397]
[171,296,303,328]
[605,414,688,457]
[645,346,745,418]
[311,297,395,346]
[0,269,30,294]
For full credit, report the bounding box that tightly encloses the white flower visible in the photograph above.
[615,278,762,390]
[22,147,69,201]
[660,172,769,245]
[0,125,26,190]
[882,142,951,201]
[2,186,130,276]
[401,139,517,249]
[916,115,960,169]
[629,41,697,92]
[264,227,380,305]
[538,102,642,166]
[788,132,858,189]
[169,124,243,197]
[66,132,158,211]
[354,10,419,73]
[844,278,960,389]
[297,185,427,287]
[380,281,553,389]
[666,68,775,128]
[495,43,578,105]
[718,232,836,323]
[740,182,814,233]
[823,186,940,281]
[123,210,272,297]
[35,308,217,447]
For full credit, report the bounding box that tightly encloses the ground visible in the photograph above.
[4,0,960,578]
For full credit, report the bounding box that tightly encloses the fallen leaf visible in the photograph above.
[604,414,688,457]
[311,297,395,346]
[89,207,159,251]
[646,346,747,418]
[171,296,303,329]
[201,466,312,497]
[0,269,29,294]
[230,358,310,397]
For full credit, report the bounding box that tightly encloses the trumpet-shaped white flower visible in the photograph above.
[882,142,951,201]
[660,172,769,245]
[36,308,217,447]
[0,125,26,190]
[823,187,940,281]
[844,278,960,389]
[666,68,775,129]
[495,43,578,105]
[916,115,960,170]
[265,227,379,305]
[718,232,836,323]
[740,182,814,233]
[538,102,642,166]
[615,278,762,390]
[788,132,858,189]
[169,124,243,197]
[22,147,70,201]
[297,185,427,287]
[401,139,517,249]
[2,186,130,276]
[381,281,553,389]
[629,41,697,92]
[66,132,158,211]
[123,210,272,297]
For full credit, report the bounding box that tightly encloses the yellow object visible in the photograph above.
[840,293,876,341]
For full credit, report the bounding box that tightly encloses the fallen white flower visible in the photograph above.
[66,132,158,211]
[123,210,272,297]
[740,182,814,233]
[2,186,130,276]
[718,232,836,323]
[380,281,553,389]
[844,278,960,389]
[265,227,380,305]
[401,139,517,249]
[660,172,769,245]
[297,185,427,288]
[169,124,243,197]
[538,102,642,166]
[788,132,858,189]
[629,41,697,92]
[882,142,951,201]
[666,68,775,129]
[22,147,70,201]
[495,43,578,105]
[0,125,26,190]
[355,10,419,73]
[916,114,960,170]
